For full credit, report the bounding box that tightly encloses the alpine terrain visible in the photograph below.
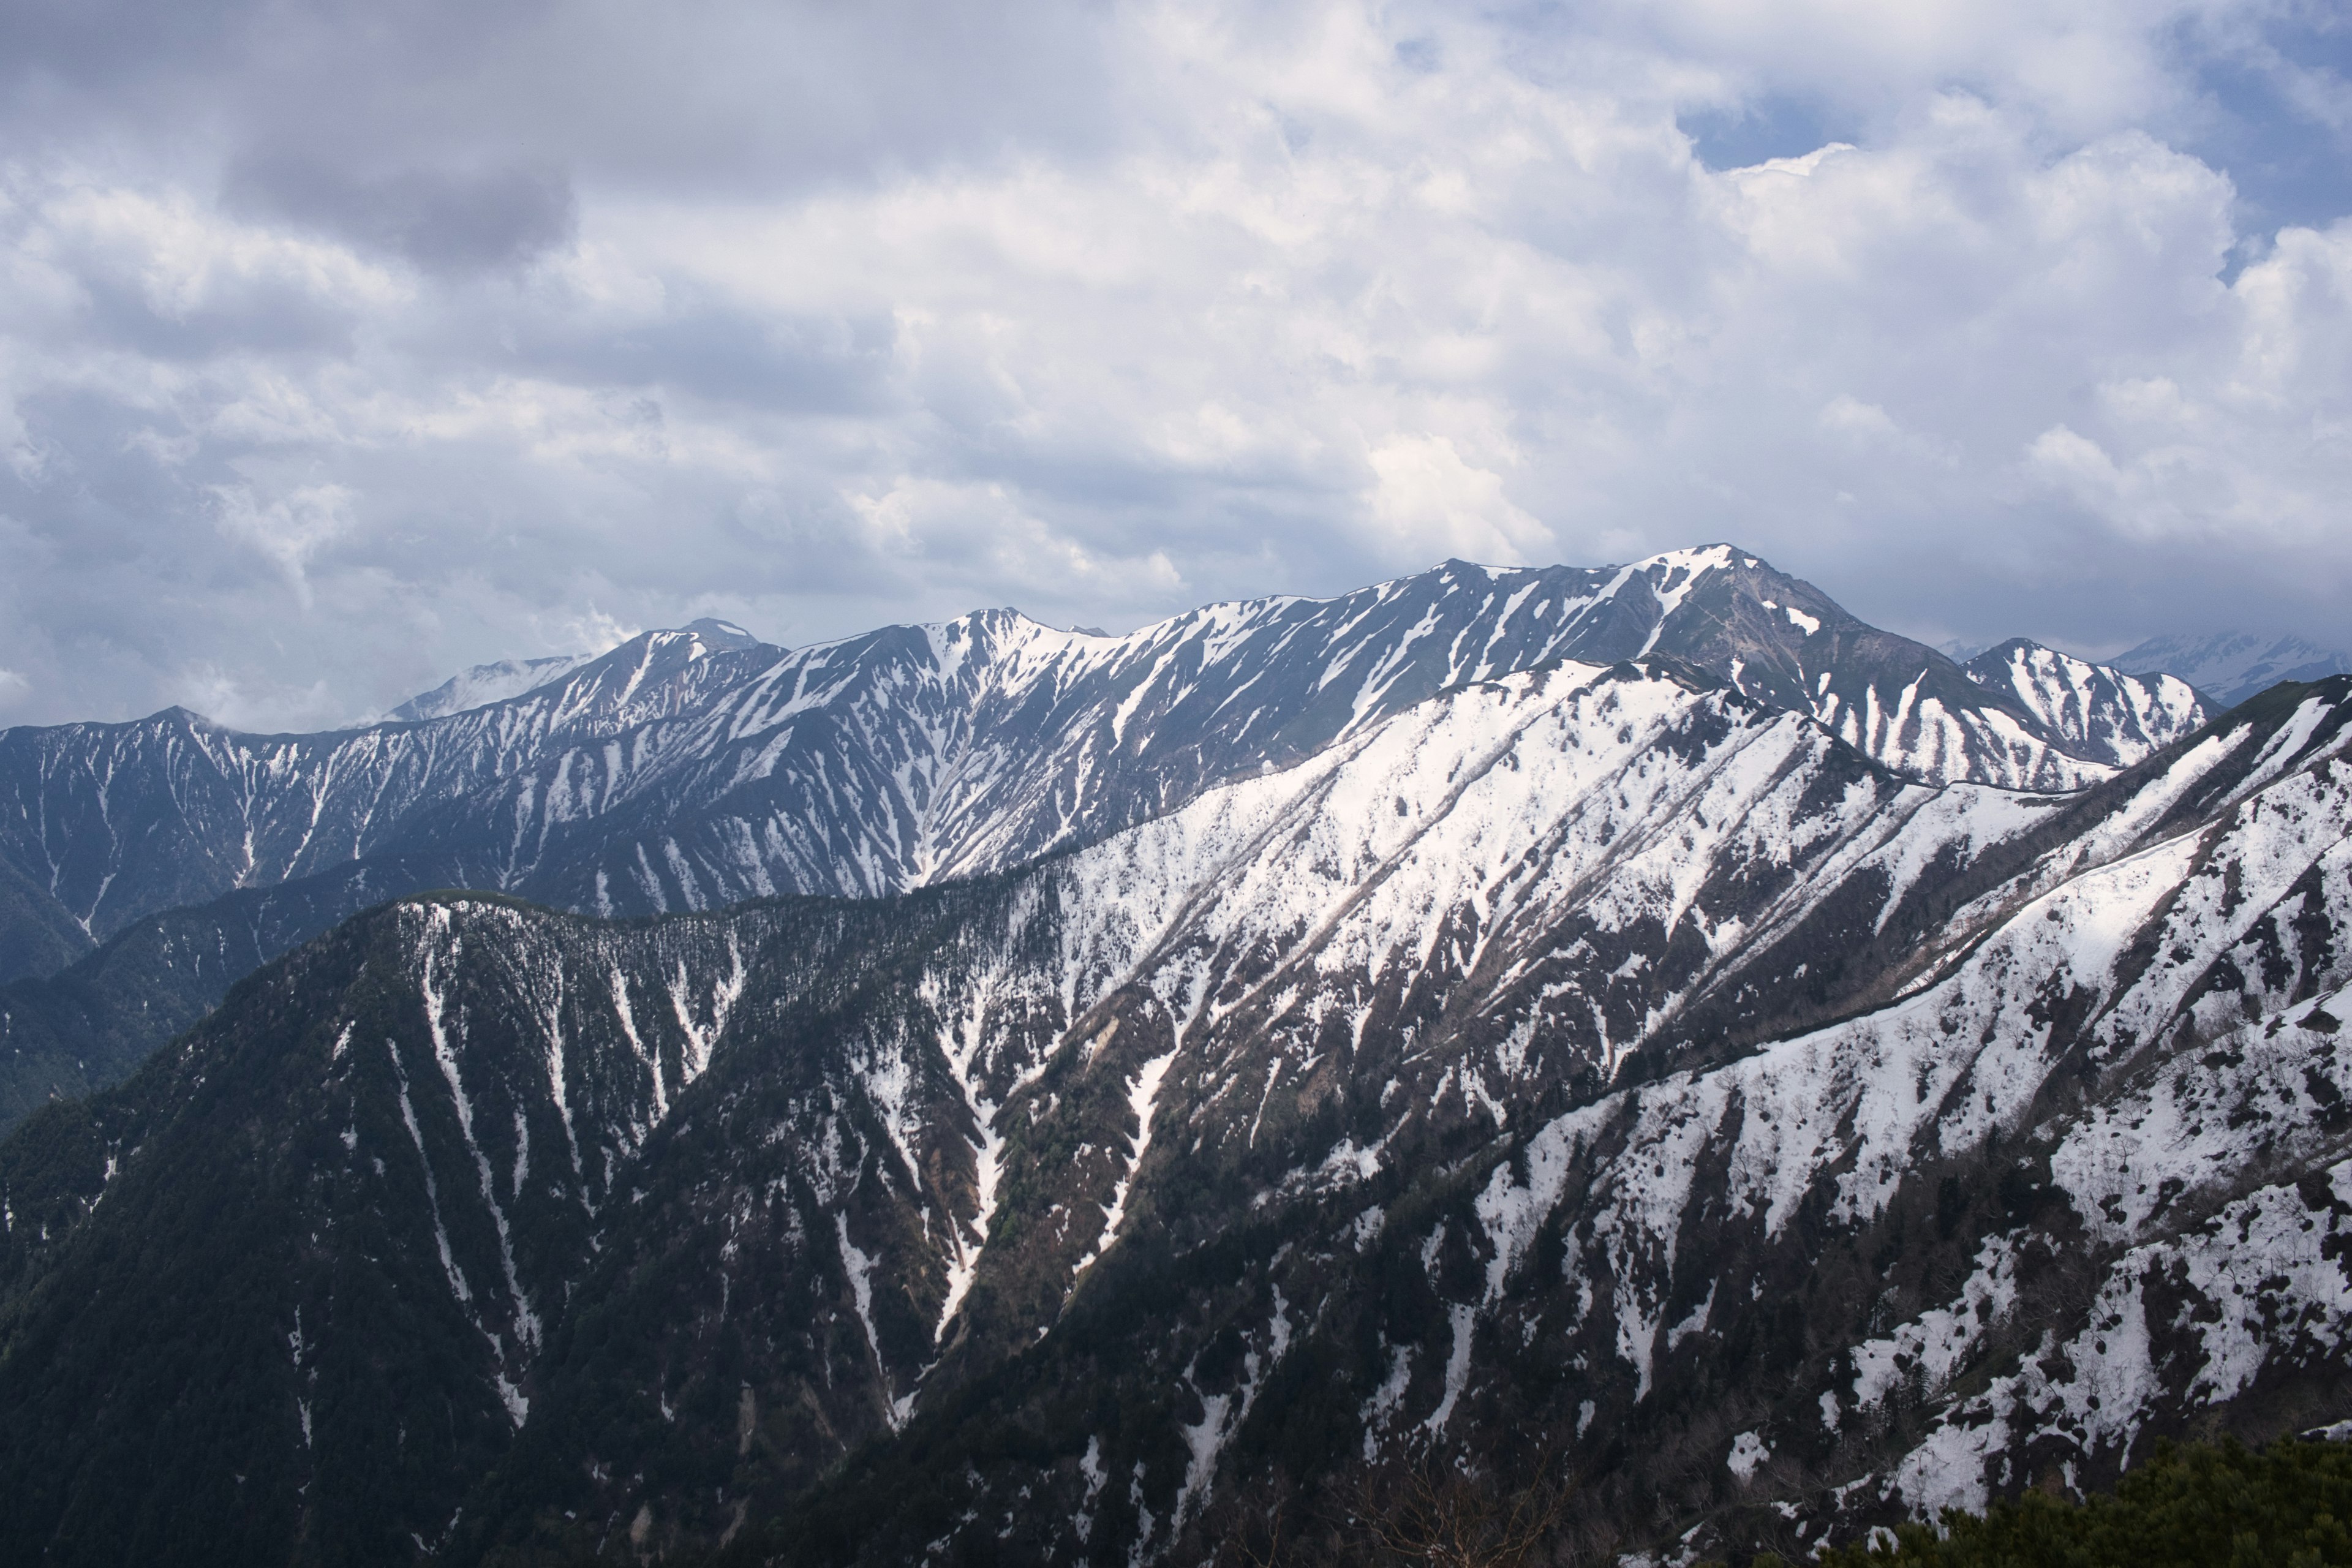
[0,548,2199,1129]
[2116,632,2352,709]
[4,546,2346,1568]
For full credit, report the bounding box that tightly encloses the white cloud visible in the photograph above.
[1365,435,1551,566]
[533,607,639,659]
[0,0,2346,725]
[211,483,356,603]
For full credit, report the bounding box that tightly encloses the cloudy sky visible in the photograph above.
[2,0,2347,728]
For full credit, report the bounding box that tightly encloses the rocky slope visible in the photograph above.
[0,549,2131,991]
[6,658,2348,1566]
[0,548,2184,1136]
[1962,638,2206,769]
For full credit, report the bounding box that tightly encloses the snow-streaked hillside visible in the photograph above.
[1963,638,2206,768]
[1457,677,2352,1553]
[11,658,2351,1564]
[0,549,2131,989]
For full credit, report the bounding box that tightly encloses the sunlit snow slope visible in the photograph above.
[1964,638,2206,768]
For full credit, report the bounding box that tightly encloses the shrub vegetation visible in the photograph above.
[1814,1438,2352,1568]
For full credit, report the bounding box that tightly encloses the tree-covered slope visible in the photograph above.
[1819,1437,2352,1567]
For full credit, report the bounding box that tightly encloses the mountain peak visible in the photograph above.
[1632,541,1747,572]
[382,650,605,724]
[1959,636,2206,767]
[0,547,2194,978]
[674,617,764,651]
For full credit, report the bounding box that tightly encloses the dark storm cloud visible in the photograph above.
[224,156,578,276]
[1,0,1125,192]
[1,0,271,92]
[492,304,900,415]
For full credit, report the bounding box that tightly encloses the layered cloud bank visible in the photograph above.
[0,0,2346,728]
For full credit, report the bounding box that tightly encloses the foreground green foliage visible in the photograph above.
[1820,1438,2352,1568]
[582,1436,2352,1567]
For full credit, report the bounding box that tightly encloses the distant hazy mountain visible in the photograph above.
[2116,631,2352,708]
[380,652,603,724]
[378,621,766,723]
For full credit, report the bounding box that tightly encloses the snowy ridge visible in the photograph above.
[0,549,2163,978]
[1964,639,2207,768]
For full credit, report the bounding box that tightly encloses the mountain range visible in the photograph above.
[0,548,2211,1132]
[2116,631,2352,709]
[1,546,2345,1567]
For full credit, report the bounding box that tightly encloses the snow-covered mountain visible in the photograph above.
[2116,631,2352,709]
[0,548,2150,996]
[381,653,605,724]
[1962,637,2206,768]
[6,649,2349,1566]
[379,619,763,723]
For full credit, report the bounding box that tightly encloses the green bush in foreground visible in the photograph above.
[1817,1437,2352,1568]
